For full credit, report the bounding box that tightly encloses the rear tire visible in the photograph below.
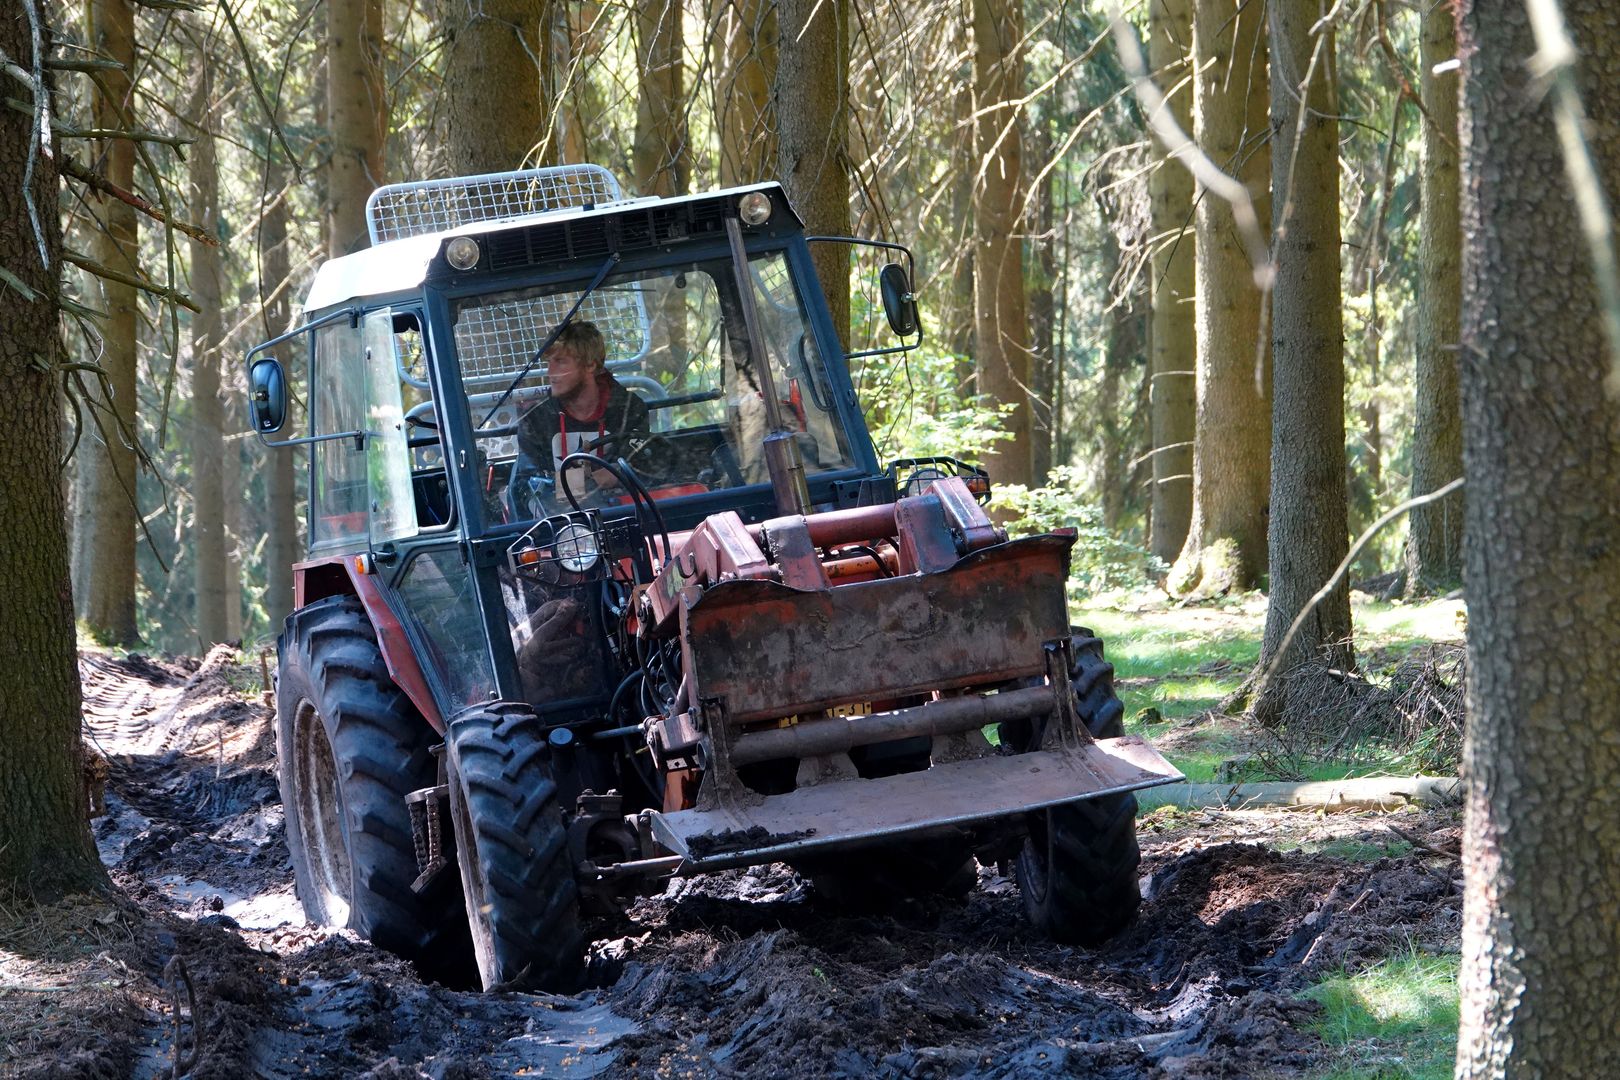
[445,703,585,992]
[1010,631,1142,945]
[276,595,470,976]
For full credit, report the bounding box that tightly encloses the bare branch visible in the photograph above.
[1254,477,1466,699]
[217,0,302,179]
[1,98,195,146]
[59,154,220,246]
[61,249,202,312]
[1108,9,1273,292]
[0,264,42,302]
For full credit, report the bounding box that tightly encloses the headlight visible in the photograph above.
[738,191,773,227]
[901,466,948,497]
[445,236,480,270]
[554,522,601,573]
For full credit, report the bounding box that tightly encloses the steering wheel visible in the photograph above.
[579,431,687,484]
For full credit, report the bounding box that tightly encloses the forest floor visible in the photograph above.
[1,596,1465,1079]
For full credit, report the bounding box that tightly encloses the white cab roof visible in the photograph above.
[301,183,785,314]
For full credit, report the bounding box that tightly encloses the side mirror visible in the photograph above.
[249,356,287,434]
[879,263,918,337]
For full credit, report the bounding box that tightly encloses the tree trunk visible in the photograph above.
[970,0,1032,488]
[442,0,549,172]
[776,0,849,350]
[711,0,776,185]
[1251,0,1352,721]
[633,0,687,198]
[262,165,298,631]
[1454,4,1620,1075]
[328,0,386,255]
[78,0,140,644]
[0,13,104,896]
[1029,114,1056,486]
[1097,229,1141,532]
[1169,0,1270,596]
[189,62,228,651]
[557,3,606,165]
[949,69,976,393]
[1147,0,1195,564]
[1405,0,1464,597]
[224,435,243,641]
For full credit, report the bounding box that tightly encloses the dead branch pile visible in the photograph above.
[1254,644,1467,780]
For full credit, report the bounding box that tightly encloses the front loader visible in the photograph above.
[246,166,1182,990]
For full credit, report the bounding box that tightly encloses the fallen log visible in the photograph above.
[1136,775,1462,814]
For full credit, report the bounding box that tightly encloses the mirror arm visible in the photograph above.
[806,235,924,350]
[255,428,367,450]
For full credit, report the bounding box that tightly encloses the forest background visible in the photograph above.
[11,0,1620,1073]
[32,0,1458,656]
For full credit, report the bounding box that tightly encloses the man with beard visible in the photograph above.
[513,321,650,513]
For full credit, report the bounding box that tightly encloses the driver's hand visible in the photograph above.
[588,464,620,489]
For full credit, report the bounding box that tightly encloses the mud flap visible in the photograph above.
[646,735,1182,873]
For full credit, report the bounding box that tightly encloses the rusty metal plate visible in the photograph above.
[647,734,1183,872]
[679,535,1074,723]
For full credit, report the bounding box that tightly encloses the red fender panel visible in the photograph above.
[293,556,446,733]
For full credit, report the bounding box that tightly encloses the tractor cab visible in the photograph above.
[249,167,911,727]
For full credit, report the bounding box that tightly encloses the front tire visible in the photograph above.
[445,703,585,992]
[276,595,468,972]
[1010,631,1142,945]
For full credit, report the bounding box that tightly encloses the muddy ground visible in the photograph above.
[0,652,1462,1079]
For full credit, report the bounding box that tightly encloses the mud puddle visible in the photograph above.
[0,651,1461,1078]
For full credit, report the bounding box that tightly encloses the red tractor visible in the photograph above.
[247,166,1181,990]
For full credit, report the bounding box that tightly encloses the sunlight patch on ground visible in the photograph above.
[1302,948,1459,1080]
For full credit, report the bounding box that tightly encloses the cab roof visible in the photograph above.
[303,181,794,313]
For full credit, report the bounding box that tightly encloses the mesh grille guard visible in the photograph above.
[365,165,625,245]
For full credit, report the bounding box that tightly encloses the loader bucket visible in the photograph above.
[646,534,1183,872]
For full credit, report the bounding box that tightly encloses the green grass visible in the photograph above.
[1275,837,1414,862]
[1073,594,1466,785]
[1302,948,1460,1080]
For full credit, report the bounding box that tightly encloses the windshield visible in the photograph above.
[449,250,854,524]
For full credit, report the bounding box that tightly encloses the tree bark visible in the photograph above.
[634,0,690,382]
[1029,113,1056,487]
[0,11,104,897]
[262,164,298,631]
[556,3,606,165]
[77,0,140,644]
[1147,0,1195,564]
[1169,0,1270,596]
[711,0,776,186]
[1097,228,1143,532]
[633,0,687,198]
[224,435,243,641]
[442,0,549,172]
[1251,0,1352,721]
[970,0,1033,488]
[1454,3,1620,1075]
[328,0,386,255]
[1405,0,1464,597]
[776,0,849,350]
[188,61,228,650]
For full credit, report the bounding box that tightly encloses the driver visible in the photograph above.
[515,321,650,510]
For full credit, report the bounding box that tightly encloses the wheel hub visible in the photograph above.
[294,700,352,925]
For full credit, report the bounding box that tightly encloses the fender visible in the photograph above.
[293,555,446,733]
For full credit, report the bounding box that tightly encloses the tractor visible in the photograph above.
[246,165,1182,991]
